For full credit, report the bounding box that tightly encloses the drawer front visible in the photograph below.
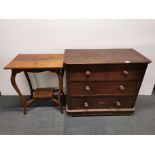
[68,96,135,110]
[67,64,146,81]
[69,81,140,96]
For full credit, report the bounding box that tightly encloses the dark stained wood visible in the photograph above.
[66,106,135,116]
[69,81,140,96]
[68,96,135,110]
[64,49,151,65]
[68,64,146,81]
[64,49,151,116]
[4,54,64,114]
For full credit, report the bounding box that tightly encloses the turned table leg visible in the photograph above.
[11,70,27,114]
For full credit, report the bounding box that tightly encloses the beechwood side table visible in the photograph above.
[4,54,64,114]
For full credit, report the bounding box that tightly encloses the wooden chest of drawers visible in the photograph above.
[64,49,151,116]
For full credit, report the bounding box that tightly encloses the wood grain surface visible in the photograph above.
[4,54,64,69]
[65,49,151,115]
[64,49,151,64]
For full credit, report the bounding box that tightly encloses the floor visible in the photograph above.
[0,95,155,135]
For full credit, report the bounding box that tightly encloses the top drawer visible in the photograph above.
[67,64,146,81]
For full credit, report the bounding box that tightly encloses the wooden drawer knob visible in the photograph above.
[84,101,89,107]
[100,101,105,105]
[116,101,121,107]
[85,85,90,91]
[119,85,125,91]
[123,70,129,76]
[85,70,91,76]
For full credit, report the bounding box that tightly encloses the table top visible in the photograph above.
[64,49,151,65]
[4,54,64,69]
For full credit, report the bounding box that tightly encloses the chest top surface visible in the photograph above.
[4,54,64,69]
[64,49,151,65]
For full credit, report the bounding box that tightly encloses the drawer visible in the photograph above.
[69,81,140,96]
[68,96,135,110]
[67,64,146,81]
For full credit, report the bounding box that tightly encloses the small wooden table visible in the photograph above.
[4,54,64,114]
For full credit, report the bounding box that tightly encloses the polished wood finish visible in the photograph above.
[64,49,151,64]
[24,71,34,98]
[4,54,64,114]
[69,81,140,96]
[64,49,151,116]
[68,64,146,81]
[33,88,54,99]
[66,107,135,116]
[68,96,135,109]
[10,70,27,114]
[5,54,64,69]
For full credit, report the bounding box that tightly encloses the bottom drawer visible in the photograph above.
[68,96,136,110]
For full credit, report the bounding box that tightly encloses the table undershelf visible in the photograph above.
[33,88,54,99]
